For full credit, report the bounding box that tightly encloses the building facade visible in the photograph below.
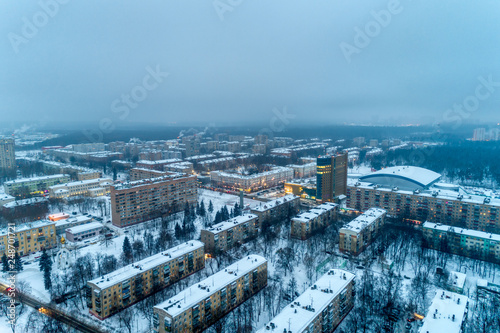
[65,222,103,242]
[291,202,339,240]
[423,222,500,263]
[153,255,267,333]
[201,214,259,254]
[258,269,355,333]
[250,194,300,226]
[4,174,70,196]
[0,220,57,257]
[49,178,112,198]
[210,167,293,192]
[0,138,15,173]
[346,182,500,233]
[87,241,205,319]
[339,208,387,255]
[129,168,169,181]
[111,174,197,227]
[316,153,348,203]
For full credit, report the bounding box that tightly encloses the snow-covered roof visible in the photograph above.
[205,214,258,234]
[113,173,192,190]
[155,255,266,318]
[210,167,293,180]
[3,197,48,208]
[359,166,441,189]
[0,220,55,237]
[136,158,182,165]
[49,178,112,188]
[423,222,500,242]
[4,174,69,185]
[257,269,355,333]
[66,222,103,234]
[250,195,298,212]
[340,208,387,233]
[55,215,93,228]
[292,202,338,223]
[88,241,204,290]
[419,289,468,333]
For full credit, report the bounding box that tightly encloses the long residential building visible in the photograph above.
[249,194,300,226]
[111,173,197,227]
[0,220,57,258]
[346,179,500,233]
[339,208,387,255]
[87,241,205,320]
[200,214,259,254]
[129,168,169,181]
[49,178,113,198]
[423,222,500,263]
[291,202,339,240]
[4,174,70,196]
[210,167,293,192]
[258,269,355,333]
[153,255,267,333]
[135,159,182,171]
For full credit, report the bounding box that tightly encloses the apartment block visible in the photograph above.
[111,174,197,227]
[153,255,267,333]
[129,168,169,181]
[4,174,70,196]
[423,222,500,263]
[87,241,205,320]
[346,181,500,233]
[339,208,387,255]
[250,194,300,226]
[258,269,355,333]
[135,159,182,171]
[0,138,15,172]
[287,162,317,179]
[419,289,468,333]
[210,167,293,192]
[200,214,258,254]
[0,220,57,257]
[49,178,112,199]
[291,202,339,240]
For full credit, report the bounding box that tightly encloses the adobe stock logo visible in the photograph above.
[213,0,243,21]
[339,0,404,63]
[442,75,500,129]
[8,0,69,54]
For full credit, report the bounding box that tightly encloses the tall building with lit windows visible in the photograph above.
[316,153,348,203]
[0,138,15,173]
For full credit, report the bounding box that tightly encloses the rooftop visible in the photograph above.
[113,173,193,190]
[136,158,182,165]
[88,241,204,290]
[292,202,338,223]
[3,197,48,208]
[340,208,387,233]
[66,222,103,234]
[211,167,293,180]
[55,215,93,228]
[423,222,500,242]
[419,289,468,333]
[250,195,298,212]
[49,178,113,188]
[0,220,55,237]
[257,269,355,333]
[155,255,266,317]
[205,214,258,234]
[4,174,69,185]
[358,166,441,189]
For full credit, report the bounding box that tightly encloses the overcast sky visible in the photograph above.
[1,0,499,129]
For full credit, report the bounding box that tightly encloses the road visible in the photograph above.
[0,282,106,333]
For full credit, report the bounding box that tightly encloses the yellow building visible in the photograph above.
[87,241,205,320]
[153,255,268,333]
[0,220,57,257]
[339,208,387,255]
[291,202,339,240]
